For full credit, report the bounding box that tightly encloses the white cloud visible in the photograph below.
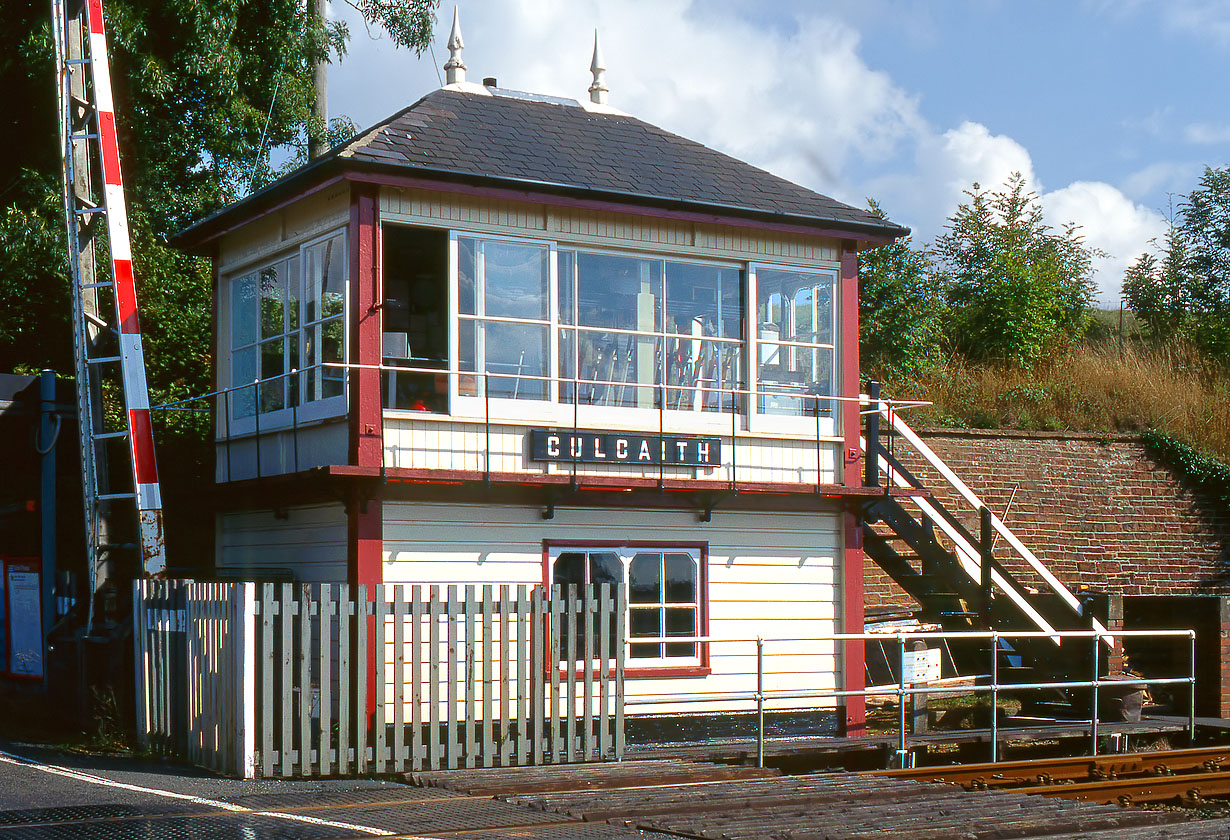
[1185,122,1230,144]
[328,1,1166,309]
[1042,181,1167,305]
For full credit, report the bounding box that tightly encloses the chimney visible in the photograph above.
[588,30,608,105]
[444,7,466,86]
[483,77,497,88]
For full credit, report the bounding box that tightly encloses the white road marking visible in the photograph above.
[0,749,413,836]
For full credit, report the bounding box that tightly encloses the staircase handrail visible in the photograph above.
[863,396,1110,642]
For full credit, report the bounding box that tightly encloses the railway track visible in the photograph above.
[872,745,1230,805]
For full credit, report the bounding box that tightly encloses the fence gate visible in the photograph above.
[134,580,625,777]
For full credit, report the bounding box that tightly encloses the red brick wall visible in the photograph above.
[864,429,1230,613]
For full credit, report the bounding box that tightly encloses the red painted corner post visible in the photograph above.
[840,241,866,736]
[348,185,383,719]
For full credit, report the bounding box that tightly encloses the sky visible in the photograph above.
[325,0,1230,306]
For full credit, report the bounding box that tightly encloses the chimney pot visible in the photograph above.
[483,77,497,87]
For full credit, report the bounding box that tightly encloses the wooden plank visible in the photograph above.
[615,583,625,761]
[549,585,562,764]
[428,586,441,769]
[355,586,369,775]
[598,583,611,761]
[298,586,312,777]
[393,585,406,773]
[373,589,387,774]
[185,584,197,765]
[497,584,510,767]
[410,587,423,772]
[531,586,544,765]
[565,584,578,764]
[337,584,351,776]
[319,585,333,776]
[260,583,275,777]
[583,586,595,762]
[481,585,494,768]
[515,584,529,766]
[446,584,459,770]
[464,584,476,769]
[279,583,294,777]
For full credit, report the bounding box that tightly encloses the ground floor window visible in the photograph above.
[546,543,705,670]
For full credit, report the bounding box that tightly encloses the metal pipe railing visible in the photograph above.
[623,628,1198,768]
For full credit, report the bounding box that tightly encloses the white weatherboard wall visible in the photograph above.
[383,501,844,714]
[217,503,348,583]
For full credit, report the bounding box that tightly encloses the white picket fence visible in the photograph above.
[134,580,625,777]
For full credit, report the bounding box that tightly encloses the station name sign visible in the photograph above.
[530,430,722,467]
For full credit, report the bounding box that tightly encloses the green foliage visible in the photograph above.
[1124,167,1230,360]
[858,199,945,380]
[1142,429,1230,507]
[933,173,1098,367]
[346,0,439,52]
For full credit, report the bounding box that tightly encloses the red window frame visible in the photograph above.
[542,539,710,678]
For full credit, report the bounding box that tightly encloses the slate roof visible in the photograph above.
[174,85,907,247]
[339,87,905,237]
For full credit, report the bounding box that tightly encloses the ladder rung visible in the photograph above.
[81,281,115,289]
[97,492,136,501]
[70,132,100,141]
[75,206,106,216]
[66,58,91,65]
[86,355,122,365]
[92,430,129,441]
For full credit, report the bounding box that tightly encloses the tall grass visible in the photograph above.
[881,339,1230,463]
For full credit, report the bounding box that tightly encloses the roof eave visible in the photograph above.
[170,156,910,253]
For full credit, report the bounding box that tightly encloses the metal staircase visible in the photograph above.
[859,386,1109,691]
[51,0,166,630]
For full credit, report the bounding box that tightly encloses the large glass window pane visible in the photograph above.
[756,267,836,417]
[558,327,577,403]
[577,252,662,332]
[558,250,576,325]
[230,346,256,419]
[259,338,285,412]
[664,553,696,603]
[629,609,662,659]
[578,330,660,409]
[305,236,344,323]
[553,552,585,592]
[589,552,621,588]
[629,553,661,604]
[457,237,477,316]
[231,274,258,348]
[259,265,285,339]
[478,240,548,320]
[665,608,696,657]
[481,321,548,400]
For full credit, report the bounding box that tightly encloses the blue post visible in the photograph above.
[39,370,58,692]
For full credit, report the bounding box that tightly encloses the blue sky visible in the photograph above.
[327,1,1230,305]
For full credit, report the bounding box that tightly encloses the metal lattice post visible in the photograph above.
[51,0,167,613]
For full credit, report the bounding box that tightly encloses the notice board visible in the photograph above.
[2,557,43,680]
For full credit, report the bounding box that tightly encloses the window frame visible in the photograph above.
[543,540,710,678]
[440,230,747,435]
[747,261,840,436]
[220,227,349,438]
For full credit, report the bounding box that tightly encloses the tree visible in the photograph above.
[0,0,437,563]
[934,173,1098,367]
[857,199,944,380]
[1123,167,1230,359]
[1122,212,1196,342]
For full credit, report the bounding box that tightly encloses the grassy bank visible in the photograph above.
[879,338,1230,464]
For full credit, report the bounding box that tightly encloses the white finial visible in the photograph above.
[444,6,466,86]
[588,29,608,105]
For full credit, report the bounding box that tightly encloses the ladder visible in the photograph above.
[51,0,166,627]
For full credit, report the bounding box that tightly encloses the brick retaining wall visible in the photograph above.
[864,429,1230,610]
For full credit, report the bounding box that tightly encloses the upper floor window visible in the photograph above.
[379,225,840,433]
[752,265,836,419]
[224,230,347,430]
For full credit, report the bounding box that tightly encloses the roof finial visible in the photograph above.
[588,29,608,105]
[444,6,466,86]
